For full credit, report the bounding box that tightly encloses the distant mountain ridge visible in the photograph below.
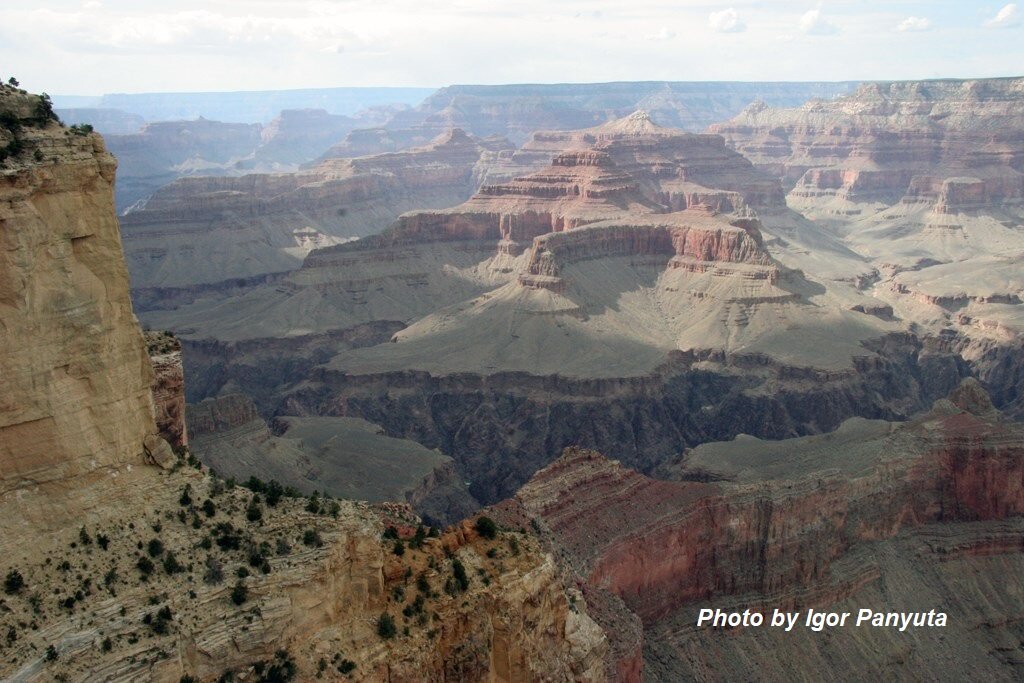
[52,86,436,123]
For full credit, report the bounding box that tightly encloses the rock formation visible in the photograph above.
[0,84,609,682]
[142,113,964,505]
[0,85,163,537]
[146,331,188,448]
[335,81,858,157]
[711,77,1024,416]
[502,379,1024,679]
[121,129,513,295]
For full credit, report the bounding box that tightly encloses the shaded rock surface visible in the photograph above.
[186,393,479,523]
[0,84,159,536]
[507,380,1024,680]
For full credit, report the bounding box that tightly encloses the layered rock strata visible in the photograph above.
[0,85,162,537]
[332,81,858,157]
[122,129,512,293]
[506,380,1024,679]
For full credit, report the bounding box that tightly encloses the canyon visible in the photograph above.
[5,70,1024,681]
[142,104,987,505]
[121,129,512,293]
[0,83,607,682]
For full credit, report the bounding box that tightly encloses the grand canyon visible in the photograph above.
[2,2,1024,679]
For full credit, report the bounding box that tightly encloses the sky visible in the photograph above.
[1,1,1022,95]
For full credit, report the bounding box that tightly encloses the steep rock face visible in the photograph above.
[0,86,159,535]
[711,78,1024,204]
[511,383,1024,679]
[364,148,662,250]
[277,338,964,504]
[523,210,773,285]
[712,77,1024,414]
[145,331,188,448]
[482,112,785,212]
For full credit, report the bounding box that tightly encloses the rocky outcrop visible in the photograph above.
[712,77,1024,414]
[146,331,188,448]
[523,210,773,281]
[105,118,263,211]
[711,78,1024,215]
[0,85,160,534]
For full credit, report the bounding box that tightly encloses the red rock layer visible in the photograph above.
[516,383,1024,624]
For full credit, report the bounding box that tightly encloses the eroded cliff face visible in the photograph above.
[711,77,1024,419]
[506,380,1024,680]
[0,86,161,537]
[146,331,188,448]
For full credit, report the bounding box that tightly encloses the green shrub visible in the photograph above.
[264,480,284,507]
[376,613,396,639]
[246,495,263,522]
[230,581,248,605]
[137,556,154,577]
[475,516,498,539]
[4,569,24,594]
[163,551,183,575]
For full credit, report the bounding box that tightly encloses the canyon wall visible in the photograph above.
[504,380,1024,679]
[0,86,161,534]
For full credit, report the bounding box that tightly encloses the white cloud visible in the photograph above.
[985,3,1020,28]
[897,16,930,32]
[708,8,746,34]
[799,7,839,35]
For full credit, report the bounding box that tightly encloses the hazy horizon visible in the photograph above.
[3,1,1022,96]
